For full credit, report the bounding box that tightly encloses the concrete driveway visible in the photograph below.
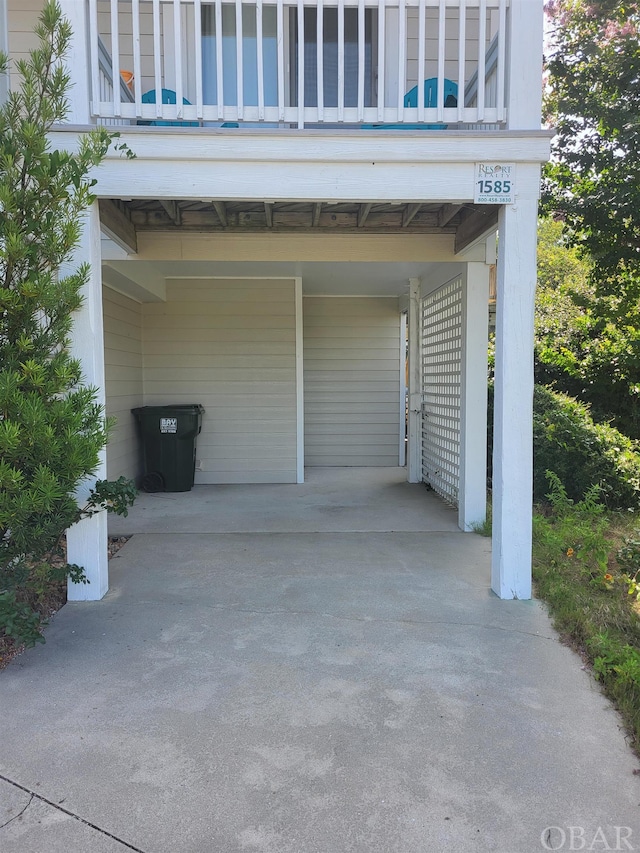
[1,469,639,853]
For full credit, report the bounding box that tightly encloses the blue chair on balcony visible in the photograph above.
[139,88,200,126]
[363,77,458,130]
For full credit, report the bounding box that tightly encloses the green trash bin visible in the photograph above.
[132,404,205,492]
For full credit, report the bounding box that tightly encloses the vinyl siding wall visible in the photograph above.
[103,286,144,480]
[7,2,41,89]
[142,278,298,484]
[304,297,401,467]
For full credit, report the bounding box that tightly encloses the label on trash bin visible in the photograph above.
[160,417,178,434]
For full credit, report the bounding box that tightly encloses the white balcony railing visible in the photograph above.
[89,0,507,128]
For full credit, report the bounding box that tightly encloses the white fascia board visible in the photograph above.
[48,129,551,204]
[90,158,544,204]
[50,128,553,165]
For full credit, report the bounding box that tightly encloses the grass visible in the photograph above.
[532,497,640,754]
[479,475,640,754]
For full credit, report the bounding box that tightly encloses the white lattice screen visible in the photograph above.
[421,278,463,505]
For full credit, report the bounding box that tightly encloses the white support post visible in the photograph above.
[505,0,543,129]
[295,277,304,484]
[58,0,92,124]
[398,312,407,467]
[491,198,538,600]
[65,202,109,601]
[407,278,422,483]
[459,262,489,531]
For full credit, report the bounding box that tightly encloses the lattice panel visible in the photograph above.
[421,278,463,505]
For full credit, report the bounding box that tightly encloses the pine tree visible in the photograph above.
[0,1,135,647]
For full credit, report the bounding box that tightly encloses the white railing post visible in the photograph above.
[437,0,445,122]
[456,0,466,123]
[59,0,92,123]
[377,0,386,121]
[477,0,486,120]
[505,0,543,129]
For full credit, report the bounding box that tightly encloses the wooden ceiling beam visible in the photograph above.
[357,203,373,228]
[159,200,181,226]
[264,202,274,227]
[213,201,227,227]
[438,203,465,228]
[312,202,323,227]
[99,199,137,254]
[402,203,422,228]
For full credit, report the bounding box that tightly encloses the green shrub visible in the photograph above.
[0,3,136,649]
[533,386,640,509]
[487,384,640,510]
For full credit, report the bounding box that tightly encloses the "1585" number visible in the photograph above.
[477,179,512,194]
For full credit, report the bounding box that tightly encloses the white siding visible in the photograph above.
[304,297,401,467]
[7,2,42,89]
[143,278,298,484]
[103,286,144,481]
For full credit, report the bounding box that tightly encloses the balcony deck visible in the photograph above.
[91,0,507,130]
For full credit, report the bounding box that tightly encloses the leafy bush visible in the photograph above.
[487,384,640,510]
[533,386,640,509]
[532,476,640,750]
[0,3,136,649]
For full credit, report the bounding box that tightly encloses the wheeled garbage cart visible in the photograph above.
[132,404,205,492]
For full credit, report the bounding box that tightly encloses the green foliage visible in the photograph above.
[487,382,640,509]
[543,0,640,282]
[532,386,640,509]
[616,531,640,600]
[532,481,640,749]
[534,472,611,575]
[535,218,640,437]
[0,2,136,649]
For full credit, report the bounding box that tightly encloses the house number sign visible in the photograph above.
[474,163,516,204]
[160,417,178,434]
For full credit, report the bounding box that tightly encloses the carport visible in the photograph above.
[2,468,639,853]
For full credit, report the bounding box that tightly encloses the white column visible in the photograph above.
[65,202,109,601]
[407,278,422,483]
[398,312,407,466]
[458,262,489,531]
[492,197,538,599]
[505,0,544,129]
[295,277,304,484]
[58,0,92,124]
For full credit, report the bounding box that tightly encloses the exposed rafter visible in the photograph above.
[357,203,373,228]
[159,200,181,226]
[264,202,274,227]
[402,203,422,228]
[99,199,137,253]
[213,201,227,227]
[454,207,499,254]
[438,203,464,228]
[312,203,323,227]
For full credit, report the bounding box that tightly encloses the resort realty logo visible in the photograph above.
[541,825,634,850]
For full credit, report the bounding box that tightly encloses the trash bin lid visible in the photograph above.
[132,404,205,416]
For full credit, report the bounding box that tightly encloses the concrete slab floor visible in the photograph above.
[108,467,460,536]
[1,471,639,852]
